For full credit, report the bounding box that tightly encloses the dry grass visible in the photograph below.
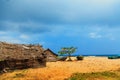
[1,57,120,80]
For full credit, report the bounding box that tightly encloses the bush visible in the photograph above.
[108,56,119,59]
[76,56,84,60]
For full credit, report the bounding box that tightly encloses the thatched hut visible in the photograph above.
[44,49,58,62]
[0,42,46,72]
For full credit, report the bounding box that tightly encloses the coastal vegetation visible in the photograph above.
[76,56,84,60]
[67,71,120,80]
[58,47,77,61]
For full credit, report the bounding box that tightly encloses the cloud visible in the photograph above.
[0,36,22,43]
[1,0,120,26]
[87,26,120,40]
[20,34,29,40]
[0,21,51,34]
[0,31,7,35]
[1,0,120,55]
[89,32,102,39]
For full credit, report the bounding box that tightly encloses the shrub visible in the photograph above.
[76,56,84,60]
[13,73,25,78]
[108,56,119,59]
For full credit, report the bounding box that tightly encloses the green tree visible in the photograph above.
[58,47,77,61]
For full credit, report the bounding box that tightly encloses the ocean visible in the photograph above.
[58,54,119,57]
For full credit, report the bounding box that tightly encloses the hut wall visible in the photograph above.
[44,50,57,62]
[0,58,46,72]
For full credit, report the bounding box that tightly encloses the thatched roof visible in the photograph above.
[44,48,58,56]
[0,42,45,60]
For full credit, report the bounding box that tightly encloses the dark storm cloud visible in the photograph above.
[0,21,51,34]
[0,0,120,26]
[1,0,120,34]
[18,22,51,34]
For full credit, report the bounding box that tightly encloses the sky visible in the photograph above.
[0,0,120,55]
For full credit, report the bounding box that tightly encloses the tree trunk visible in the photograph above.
[68,53,72,61]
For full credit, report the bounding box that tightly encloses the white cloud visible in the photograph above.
[0,31,7,34]
[88,26,120,40]
[0,36,22,43]
[89,32,102,39]
[105,33,116,40]
[20,34,29,39]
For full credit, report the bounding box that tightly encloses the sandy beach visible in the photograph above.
[1,57,120,80]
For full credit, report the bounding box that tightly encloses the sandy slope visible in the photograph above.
[1,57,120,80]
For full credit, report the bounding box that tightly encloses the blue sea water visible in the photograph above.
[58,54,119,57]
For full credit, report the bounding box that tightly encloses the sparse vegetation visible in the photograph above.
[76,56,84,60]
[108,56,120,59]
[67,71,120,80]
[13,73,25,78]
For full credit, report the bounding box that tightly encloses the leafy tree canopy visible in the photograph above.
[58,46,77,61]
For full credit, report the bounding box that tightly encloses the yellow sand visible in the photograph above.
[1,57,120,80]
